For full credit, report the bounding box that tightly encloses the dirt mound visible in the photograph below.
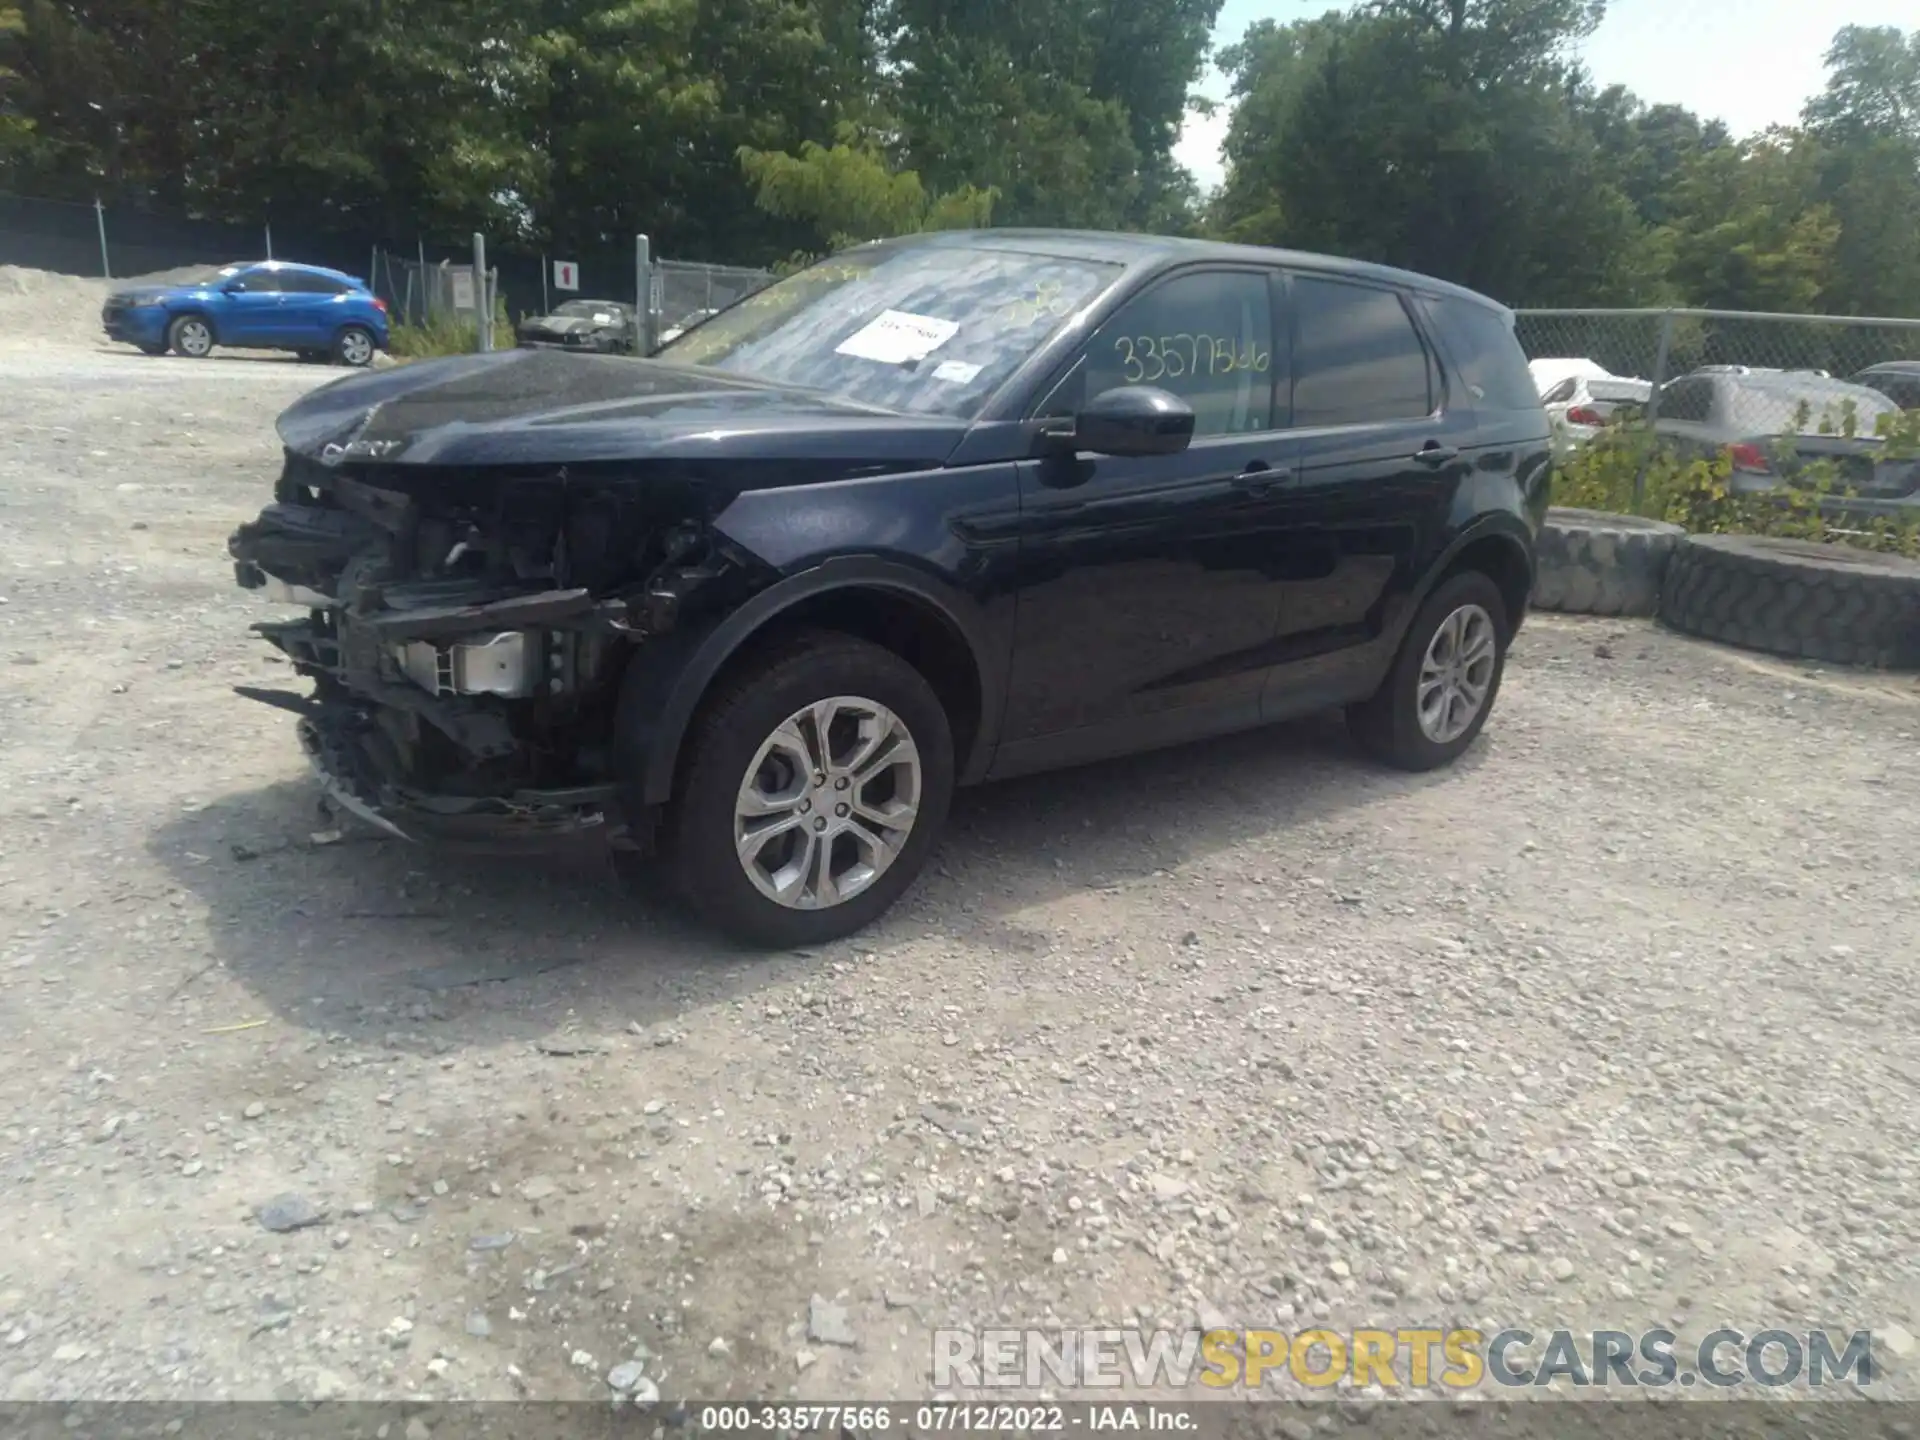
[0,263,217,350]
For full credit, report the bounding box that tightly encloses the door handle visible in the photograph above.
[1414,444,1460,468]
[1234,461,1290,494]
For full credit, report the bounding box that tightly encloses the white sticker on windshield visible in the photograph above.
[835,310,959,366]
[931,359,983,385]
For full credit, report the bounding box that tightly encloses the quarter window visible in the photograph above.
[1070,270,1277,437]
[1289,276,1432,427]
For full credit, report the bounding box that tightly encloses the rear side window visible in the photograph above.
[284,272,349,295]
[1288,276,1432,428]
[1542,377,1578,404]
[1659,379,1714,422]
[1423,294,1539,411]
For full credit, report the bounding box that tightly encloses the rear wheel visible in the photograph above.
[659,631,954,948]
[334,326,376,367]
[167,315,214,359]
[1348,570,1510,772]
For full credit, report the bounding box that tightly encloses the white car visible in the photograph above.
[1529,357,1613,396]
[1537,366,1653,451]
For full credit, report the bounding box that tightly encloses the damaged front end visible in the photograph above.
[229,447,751,847]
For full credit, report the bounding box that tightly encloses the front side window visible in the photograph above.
[242,267,296,294]
[654,244,1122,418]
[1290,276,1433,428]
[1050,270,1277,437]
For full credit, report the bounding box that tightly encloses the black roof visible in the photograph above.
[857,228,1512,317]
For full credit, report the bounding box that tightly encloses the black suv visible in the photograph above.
[228,230,1550,946]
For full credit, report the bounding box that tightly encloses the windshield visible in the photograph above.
[554,300,623,318]
[654,243,1124,417]
[173,264,247,286]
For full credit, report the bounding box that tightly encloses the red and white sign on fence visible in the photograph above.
[553,260,579,292]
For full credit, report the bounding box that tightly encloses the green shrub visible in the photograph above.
[386,295,516,360]
[1551,418,1920,559]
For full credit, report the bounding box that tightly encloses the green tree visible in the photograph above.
[1212,0,1665,304]
[738,127,995,252]
[1802,26,1920,317]
[1663,131,1841,313]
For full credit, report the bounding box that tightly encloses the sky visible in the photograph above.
[1174,0,1920,193]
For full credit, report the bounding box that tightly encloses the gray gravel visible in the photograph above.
[2,337,1920,1404]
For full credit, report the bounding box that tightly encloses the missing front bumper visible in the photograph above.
[297,712,614,848]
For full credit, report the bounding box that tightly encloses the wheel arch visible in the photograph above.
[167,308,219,345]
[615,559,1005,816]
[1415,516,1536,641]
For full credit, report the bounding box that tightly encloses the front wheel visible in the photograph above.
[659,631,954,948]
[1348,570,1509,772]
[167,315,214,359]
[333,326,377,367]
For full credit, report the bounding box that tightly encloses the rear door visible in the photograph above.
[1254,271,1477,717]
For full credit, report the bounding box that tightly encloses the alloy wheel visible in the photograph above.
[733,695,922,910]
[1416,602,1498,744]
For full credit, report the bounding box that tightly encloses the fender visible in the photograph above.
[615,556,1008,812]
[1401,510,1537,647]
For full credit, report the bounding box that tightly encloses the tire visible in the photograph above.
[1657,534,1920,669]
[167,314,214,359]
[659,631,955,948]
[296,348,329,364]
[1348,570,1510,772]
[333,325,377,368]
[1531,507,1685,617]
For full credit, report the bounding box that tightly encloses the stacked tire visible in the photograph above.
[1657,535,1920,670]
[1531,508,1686,618]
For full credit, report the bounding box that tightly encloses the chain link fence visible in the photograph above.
[1516,307,1920,438]
[1514,308,1920,534]
[648,260,774,345]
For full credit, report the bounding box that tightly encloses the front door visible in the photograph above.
[995,266,1299,770]
[218,267,291,344]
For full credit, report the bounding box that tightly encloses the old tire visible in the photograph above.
[1531,508,1685,617]
[1348,569,1510,772]
[662,630,954,948]
[1658,534,1920,669]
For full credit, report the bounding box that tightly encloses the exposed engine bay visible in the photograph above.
[228,447,756,844]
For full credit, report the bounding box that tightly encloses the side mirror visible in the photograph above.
[222,281,246,294]
[1055,386,1195,458]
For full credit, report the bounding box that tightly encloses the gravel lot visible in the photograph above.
[3,304,1920,1407]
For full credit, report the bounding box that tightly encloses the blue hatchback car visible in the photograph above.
[102,260,390,367]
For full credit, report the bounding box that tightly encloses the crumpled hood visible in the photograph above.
[273,347,968,469]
